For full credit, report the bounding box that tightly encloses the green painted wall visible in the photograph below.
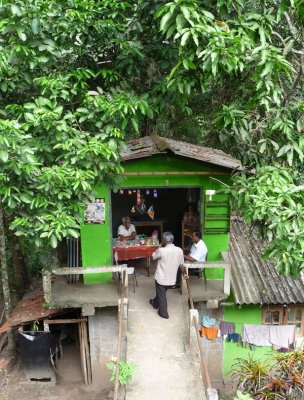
[223,303,274,375]
[81,186,112,283]
[81,155,231,283]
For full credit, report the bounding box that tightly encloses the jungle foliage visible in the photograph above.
[155,0,304,276]
[0,0,303,282]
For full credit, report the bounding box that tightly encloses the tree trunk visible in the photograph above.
[0,206,14,349]
[4,217,29,297]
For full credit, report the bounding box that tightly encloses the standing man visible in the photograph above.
[149,231,187,319]
[117,216,137,240]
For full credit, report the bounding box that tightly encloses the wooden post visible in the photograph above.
[0,206,14,350]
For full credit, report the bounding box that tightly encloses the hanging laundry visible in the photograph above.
[295,336,304,349]
[269,325,295,349]
[242,324,271,347]
[219,321,235,336]
[226,333,240,343]
[200,326,218,340]
[202,315,216,328]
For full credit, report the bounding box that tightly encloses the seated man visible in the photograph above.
[184,230,208,263]
[183,230,208,278]
[117,216,137,240]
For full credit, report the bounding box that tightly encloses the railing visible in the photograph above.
[114,268,128,400]
[183,263,221,400]
[42,265,128,305]
[184,256,231,296]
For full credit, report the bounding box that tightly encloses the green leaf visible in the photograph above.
[166,24,176,39]
[180,6,190,20]
[202,10,214,19]
[68,229,79,238]
[17,30,27,41]
[0,150,9,162]
[181,31,190,46]
[32,18,39,35]
[259,27,266,46]
[37,56,49,63]
[160,12,172,32]
[20,194,32,203]
[176,14,187,31]
[0,82,7,92]
[11,4,21,15]
[50,235,58,248]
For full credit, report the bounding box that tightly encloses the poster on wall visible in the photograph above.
[84,198,106,224]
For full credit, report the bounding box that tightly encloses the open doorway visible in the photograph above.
[46,311,91,385]
[111,187,201,247]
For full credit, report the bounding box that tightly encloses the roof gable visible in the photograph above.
[121,135,242,170]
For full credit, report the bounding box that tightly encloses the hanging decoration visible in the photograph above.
[128,190,132,195]
[136,190,141,204]
[133,189,136,193]
[119,189,124,195]
[153,189,158,198]
[146,189,150,195]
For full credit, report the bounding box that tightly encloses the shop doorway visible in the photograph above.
[111,187,201,247]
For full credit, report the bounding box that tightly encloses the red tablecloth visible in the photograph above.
[113,245,158,261]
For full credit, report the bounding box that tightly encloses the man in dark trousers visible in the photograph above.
[149,231,188,319]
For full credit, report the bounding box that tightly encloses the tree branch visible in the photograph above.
[284,12,298,39]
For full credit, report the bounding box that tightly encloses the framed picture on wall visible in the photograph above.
[84,198,106,224]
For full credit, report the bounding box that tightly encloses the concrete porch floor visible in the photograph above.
[51,276,120,314]
[49,261,227,314]
[187,276,227,302]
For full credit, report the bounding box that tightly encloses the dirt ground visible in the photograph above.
[0,349,113,400]
[0,359,112,400]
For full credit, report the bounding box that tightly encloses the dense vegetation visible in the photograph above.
[0,0,303,314]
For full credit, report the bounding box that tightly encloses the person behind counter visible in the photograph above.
[117,216,137,240]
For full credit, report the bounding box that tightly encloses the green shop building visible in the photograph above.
[80,135,241,284]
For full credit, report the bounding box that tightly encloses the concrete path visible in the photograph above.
[126,276,204,400]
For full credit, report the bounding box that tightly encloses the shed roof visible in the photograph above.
[0,282,64,334]
[229,218,304,305]
[121,135,242,170]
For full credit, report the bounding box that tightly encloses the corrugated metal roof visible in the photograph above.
[229,218,304,305]
[0,282,64,334]
[121,135,242,170]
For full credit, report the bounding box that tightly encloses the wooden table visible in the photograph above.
[113,245,158,276]
[132,220,166,238]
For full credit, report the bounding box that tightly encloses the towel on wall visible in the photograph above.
[202,315,217,327]
[242,324,272,347]
[269,325,295,349]
[200,326,218,340]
